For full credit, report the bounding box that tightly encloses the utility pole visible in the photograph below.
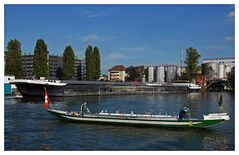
[180,47,183,69]
[180,47,183,79]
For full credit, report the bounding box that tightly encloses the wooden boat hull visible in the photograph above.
[46,109,225,128]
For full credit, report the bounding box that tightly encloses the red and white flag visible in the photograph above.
[44,88,50,109]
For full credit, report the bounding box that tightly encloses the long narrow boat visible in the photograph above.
[44,89,229,128]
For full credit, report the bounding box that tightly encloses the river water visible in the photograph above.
[4,92,234,150]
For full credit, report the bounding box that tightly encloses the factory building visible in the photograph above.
[148,66,154,83]
[148,65,179,83]
[202,57,234,79]
[165,65,177,83]
[156,66,165,84]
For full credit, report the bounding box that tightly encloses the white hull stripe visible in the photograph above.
[10,79,67,86]
[61,115,202,126]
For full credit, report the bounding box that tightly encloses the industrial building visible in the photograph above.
[148,65,179,83]
[156,66,165,84]
[202,57,235,79]
[148,66,154,83]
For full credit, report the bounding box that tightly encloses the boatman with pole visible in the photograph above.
[178,106,190,120]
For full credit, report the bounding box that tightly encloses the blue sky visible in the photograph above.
[4,4,235,74]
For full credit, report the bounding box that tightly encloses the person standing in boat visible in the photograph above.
[80,102,90,116]
[178,106,190,120]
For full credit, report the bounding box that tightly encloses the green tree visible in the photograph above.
[126,66,145,82]
[138,66,146,82]
[63,46,75,80]
[56,66,63,80]
[201,63,214,79]
[144,68,148,82]
[126,66,139,81]
[227,67,235,91]
[93,46,101,80]
[33,39,48,79]
[5,39,23,79]
[185,47,201,81]
[85,45,94,80]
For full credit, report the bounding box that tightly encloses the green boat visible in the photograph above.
[44,89,230,128]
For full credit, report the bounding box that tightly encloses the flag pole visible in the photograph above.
[44,87,52,109]
[221,91,224,113]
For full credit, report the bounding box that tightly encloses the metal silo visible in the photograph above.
[218,64,225,79]
[148,66,154,83]
[225,65,231,76]
[177,67,181,77]
[156,66,165,83]
[206,62,218,79]
[166,65,177,83]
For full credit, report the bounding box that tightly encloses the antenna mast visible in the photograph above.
[180,47,183,68]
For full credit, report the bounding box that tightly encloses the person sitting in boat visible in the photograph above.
[66,111,72,115]
[178,106,190,120]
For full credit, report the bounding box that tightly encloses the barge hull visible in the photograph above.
[11,80,199,97]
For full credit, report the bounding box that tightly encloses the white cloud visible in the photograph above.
[80,11,101,18]
[207,46,226,50]
[65,33,116,43]
[104,53,131,61]
[81,33,101,42]
[227,11,235,18]
[119,46,146,52]
[87,14,101,18]
[81,33,116,42]
[73,8,113,18]
[225,11,235,22]
[66,35,73,40]
[224,36,234,41]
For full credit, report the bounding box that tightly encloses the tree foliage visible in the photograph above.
[33,39,48,79]
[85,45,94,80]
[93,46,101,80]
[227,67,235,91]
[184,47,201,81]
[201,63,214,79]
[85,45,101,81]
[63,46,75,80]
[5,39,23,78]
[126,66,145,82]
